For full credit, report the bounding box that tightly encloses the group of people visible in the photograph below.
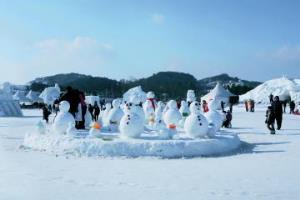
[42,86,107,129]
[244,99,255,112]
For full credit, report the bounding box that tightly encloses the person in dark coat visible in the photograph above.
[59,86,80,117]
[282,101,287,113]
[290,101,296,114]
[222,110,232,128]
[93,102,100,121]
[42,104,51,123]
[271,96,283,130]
[88,104,94,119]
[265,106,276,134]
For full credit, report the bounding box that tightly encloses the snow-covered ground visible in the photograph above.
[0,106,299,200]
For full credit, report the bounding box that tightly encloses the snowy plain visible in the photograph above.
[0,105,299,200]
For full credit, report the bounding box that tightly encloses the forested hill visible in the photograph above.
[29,72,261,98]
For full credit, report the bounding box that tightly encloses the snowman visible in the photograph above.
[179,100,190,127]
[119,99,144,139]
[186,90,196,105]
[107,99,124,131]
[84,110,93,129]
[143,99,155,125]
[66,122,77,136]
[163,100,182,129]
[154,101,166,130]
[204,99,224,132]
[101,103,112,126]
[53,101,75,134]
[89,122,102,137]
[184,101,209,138]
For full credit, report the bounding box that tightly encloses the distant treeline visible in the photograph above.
[30,72,260,99]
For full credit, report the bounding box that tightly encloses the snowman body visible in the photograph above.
[66,122,77,136]
[101,103,111,126]
[204,100,224,132]
[154,101,165,129]
[119,103,144,138]
[163,100,182,127]
[143,99,155,124]
[107,99,124,127]
[53,101,75,134]
[184,101,209,138]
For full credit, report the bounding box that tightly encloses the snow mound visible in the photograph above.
[23,132,241,158]
[240,77,300,103]
[123,86,147,103]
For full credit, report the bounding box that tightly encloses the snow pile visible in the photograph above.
[0,83,23,117]
[23,132,241,158]
[39,84,61,105]
[240,77,300,103]
[123,86,147,103]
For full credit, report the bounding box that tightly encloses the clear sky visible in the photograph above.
[0,0,300,84]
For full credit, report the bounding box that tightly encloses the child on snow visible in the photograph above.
[265,106,275,134]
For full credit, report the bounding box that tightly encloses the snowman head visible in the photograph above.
[181,101,188,108]
[147,91,155,99]
[59,101,70,113]
[190,101,201,114]
[112,99,120,108]
[124,102,140,114]
[105,103,111,110]
[130,95,141,106]
[167,100,177,110]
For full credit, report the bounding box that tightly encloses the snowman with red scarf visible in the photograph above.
[143,91,157,125]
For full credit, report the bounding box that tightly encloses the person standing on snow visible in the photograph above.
[272,96,283,130]
[93,102,100,121]
[265,106,276,134]
[289,101,295,114]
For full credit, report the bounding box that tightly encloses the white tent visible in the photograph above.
[201,82,234,108]
[39,84,61,105]
[13,91,31,103]
[240,77,300,103]
[123,86,147,103]
[0,83,23,117]
[26,90,42,103]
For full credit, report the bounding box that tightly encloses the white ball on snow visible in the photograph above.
[184,101,209,138]
[53,101,75,134]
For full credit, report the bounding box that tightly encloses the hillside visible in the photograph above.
[29,72,260,98]
[198,73,261,95]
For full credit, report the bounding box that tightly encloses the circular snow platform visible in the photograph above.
[23,132,241,158]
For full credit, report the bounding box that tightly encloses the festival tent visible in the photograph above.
[13,91,31,104]
[201,82,235,109]
[26,90,42,103]
[0,83,23,117]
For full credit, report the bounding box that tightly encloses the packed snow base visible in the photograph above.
[23,131,240,158]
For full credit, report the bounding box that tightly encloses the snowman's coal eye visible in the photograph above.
[195,103,199,106]
[129,103,132,106]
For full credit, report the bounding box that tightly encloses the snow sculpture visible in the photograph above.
[204,100,224,132]
[89,122,101,137]
[163,100,182,128]
[53,101,75,134]
[107,99,124,131]
[187,90,196,104]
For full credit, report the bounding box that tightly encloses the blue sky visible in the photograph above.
[0,0,300,84]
